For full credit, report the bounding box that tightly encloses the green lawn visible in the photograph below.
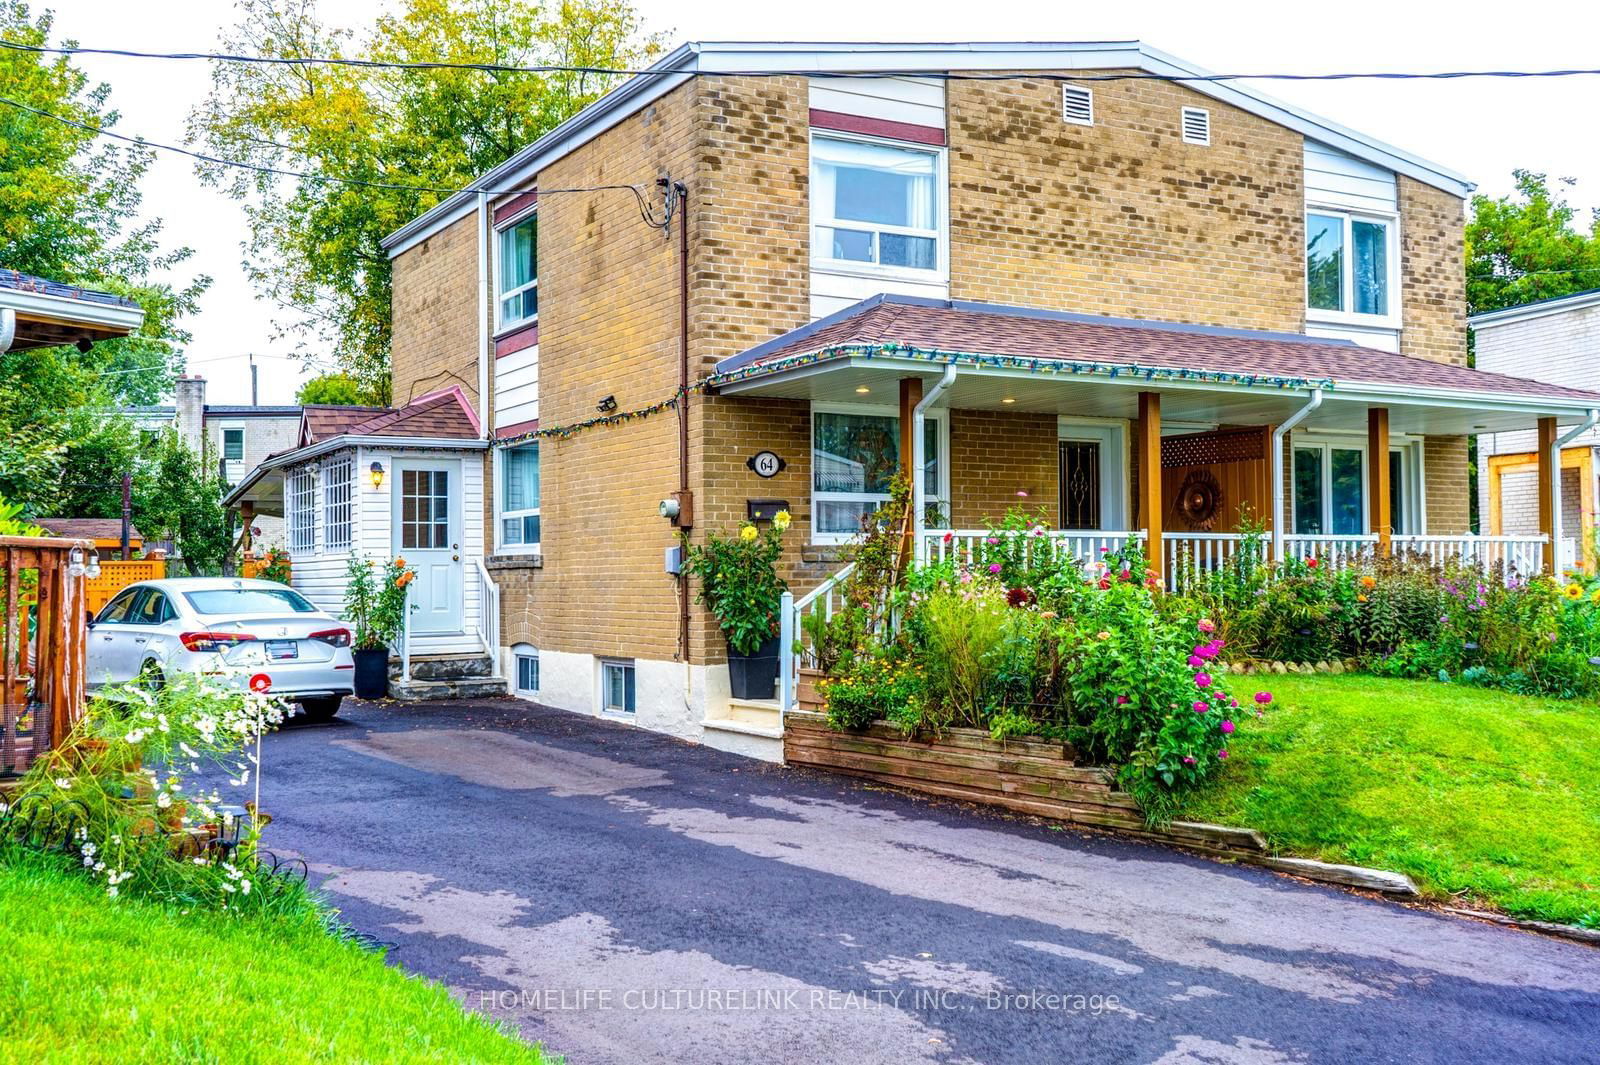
[0,853,550,1064]
[1183,673,1600,926]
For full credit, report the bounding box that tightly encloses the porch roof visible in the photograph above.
[711,295,1600,435]
[1,268,145,351]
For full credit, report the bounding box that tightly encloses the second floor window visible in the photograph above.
[1307,210,1393,320]
[499,443,541,550]
[497,213,538,330]
[222,427,245,461]
[812,135,941,274]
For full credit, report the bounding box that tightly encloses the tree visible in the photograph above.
[297,371,370,406]
[1466,171,1600,317]
[190,0,662,404]
[134,432,238,576]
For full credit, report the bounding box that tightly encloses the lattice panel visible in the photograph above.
[1162,427,1265,469]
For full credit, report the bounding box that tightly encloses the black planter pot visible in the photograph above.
[727,635,780,701]
[352,648,390,700]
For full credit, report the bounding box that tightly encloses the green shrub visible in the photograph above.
[820,652,921,731]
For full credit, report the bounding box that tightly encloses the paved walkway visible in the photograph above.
[258,698,1599,1065]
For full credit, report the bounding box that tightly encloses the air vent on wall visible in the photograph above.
[1181,107,1211,146]
[1062,85,1094,126]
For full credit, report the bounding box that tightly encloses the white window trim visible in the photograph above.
[810,401,949,546]
[512,643,539,694]
[493,444,542,554]
[219,422,247,464]
[287,466,318,554]
[1057,417,1129,531]
[808,129,950,287]
[321,454,354,553]
[1290,433,1426,536]
[598,658,636,718]
[494,207,538,335]
[1305,203,1402,330]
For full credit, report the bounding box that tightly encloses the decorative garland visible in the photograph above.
[495,380,711,447]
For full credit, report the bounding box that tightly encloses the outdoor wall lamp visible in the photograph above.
[369,461,385,490]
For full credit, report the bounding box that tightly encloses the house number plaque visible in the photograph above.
[746,450,786,478]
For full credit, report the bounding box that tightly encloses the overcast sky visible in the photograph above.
[46,0,1600,405]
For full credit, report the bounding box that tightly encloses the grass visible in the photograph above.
[0,851,550,1064]
[1182,673,1600,926]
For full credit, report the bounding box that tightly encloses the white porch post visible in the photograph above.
[911,364,957,565]
[1270,389,1323,562]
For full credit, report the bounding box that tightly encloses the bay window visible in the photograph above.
[497,213,538,330]
[811,134,942,275]
[498,444,541,550]
[1306,210,1394,321]
[811,406,945,542]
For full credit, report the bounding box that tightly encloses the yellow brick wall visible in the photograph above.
[390,213,482,408]
[948,410,1058,527]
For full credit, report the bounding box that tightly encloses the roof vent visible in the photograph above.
[1062,85,1094,126]
[1181,107,1211,146]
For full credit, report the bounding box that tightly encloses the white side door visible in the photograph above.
[392,459,463,634]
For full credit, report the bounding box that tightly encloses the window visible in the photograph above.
[1307,210,1394,319]
[602,659,635,714]
[128,590,174,626]
[811,134,942,274]
[288,467,317,552]
[497,213,538,330]
[1180,107,1210,146]
[399,469,451,550]
[1062,85,1094,126]
[322,455,353,552]
[96,587,142,625]
[515,648,539,694]
[184,588,316,615]
[811,407,945,542]
[1293,442,1365,536]
[222,427,245,462]
[499,444,541,550]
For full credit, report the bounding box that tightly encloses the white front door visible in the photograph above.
[393,459,463,634]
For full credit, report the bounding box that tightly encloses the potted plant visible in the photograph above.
[684,512,790,700]
[344,553,415,699]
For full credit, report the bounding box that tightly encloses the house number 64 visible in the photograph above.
[746,451,786,478]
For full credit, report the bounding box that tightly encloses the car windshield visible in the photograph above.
[183,588,318,616]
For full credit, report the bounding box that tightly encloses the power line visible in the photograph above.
[3,39,1600,83]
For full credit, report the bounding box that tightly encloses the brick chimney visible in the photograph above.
[173,374,206,453]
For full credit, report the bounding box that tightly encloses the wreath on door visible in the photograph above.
[1176,470,1224,530]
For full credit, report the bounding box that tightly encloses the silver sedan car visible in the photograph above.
[87,577,355,721]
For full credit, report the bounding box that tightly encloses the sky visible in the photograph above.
[45,0,1600,405]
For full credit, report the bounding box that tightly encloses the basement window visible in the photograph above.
[601,659,635,715]
[514,646,539,694]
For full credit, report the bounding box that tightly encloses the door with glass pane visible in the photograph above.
[1058,441,1102,530]
[392,459,463,634]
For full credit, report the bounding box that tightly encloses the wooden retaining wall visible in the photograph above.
[784,711,1267,858]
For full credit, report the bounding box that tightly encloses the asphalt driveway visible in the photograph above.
[256,698,1599,1065]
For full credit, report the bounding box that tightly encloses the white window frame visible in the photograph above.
[599,658,635,717]
[494,443,541,554]
[1290,433,1426,536]
[321,454,354,553]
[220,423,246,463]
[1305,205,1401,329]
[809,130,949,285]
[513,644,539,694]
[494,207,538,334]
[288,466,317,554]
[810,401,948,546]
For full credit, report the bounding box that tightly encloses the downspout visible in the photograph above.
[1552,408,1600,576]
[1270,388,1324,563]
[912,363,958,564]
[675,182,692,675]
[477,190,491,439]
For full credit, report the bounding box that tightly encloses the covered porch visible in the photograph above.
[712,296,1600,589]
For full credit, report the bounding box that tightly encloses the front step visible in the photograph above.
[389,653,494,682]
[704,698,783,739]
[389,675,510,702]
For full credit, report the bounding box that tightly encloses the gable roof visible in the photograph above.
[1468,288,1600,330]
[382,41,1472,257]
[712,294,1600,406]
[299,404,394,446]
[297,388,480,448]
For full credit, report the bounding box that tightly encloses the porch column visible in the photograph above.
[1138,392,1163,579]
[899,377,923,568]
[1368,408,1391,556]
[1538,416,1557,573]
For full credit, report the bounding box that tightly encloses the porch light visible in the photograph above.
[854,386,871,394]
[67,546,85,578]
[1001,397,1016,404]
[369,461,385,489]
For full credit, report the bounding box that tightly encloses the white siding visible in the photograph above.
[1475,298,1600,391]
[1305,322,1401,353]
[1305,140,1398,214]
[810,270,949,319]
[808,76,945,129]
[494,346,540,428]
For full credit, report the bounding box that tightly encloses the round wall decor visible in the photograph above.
[1176,470,1224,530]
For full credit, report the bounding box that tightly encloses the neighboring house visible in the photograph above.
[126,375,301,547]
[229,41,1600,760]
[35,518,145,555]
[1472,289,1600,570]
[0,269,144,354]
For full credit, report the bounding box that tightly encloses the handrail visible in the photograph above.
[780,562,857,713]
[473,556,501,678]
[398,584,411,686]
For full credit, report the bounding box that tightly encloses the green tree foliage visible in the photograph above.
[296,370,370,406]
[0,2,206,514]
[133,432,238,575]
[1467,171,1600,316]
[190,0,662,404]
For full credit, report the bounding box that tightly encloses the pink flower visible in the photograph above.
[1195,672,1213,688]
[1016,489,1030,498]
[988,563,1002,574]
[1099,546,1110,553]
[1254,691,1272,705]
[1217,749,1229,760]
[1115,695,1130,705]
[1182,756,1197,766]
[1187,654,1205,668]
[1220,719,1235,734]
[1192,700,1209,714]
[985,536,999,545]
[1197,618,1216,633]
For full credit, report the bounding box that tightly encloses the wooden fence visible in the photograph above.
[85,558,166,616]
[0,537,91,779]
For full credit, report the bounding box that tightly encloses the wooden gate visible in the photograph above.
[0,536,90,779]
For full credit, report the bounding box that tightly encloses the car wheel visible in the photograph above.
[137,660,165,692]
[297,696,343,723]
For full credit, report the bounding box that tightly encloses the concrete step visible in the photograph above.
[389,676,510,702]
[704,698,783,739]
[388,654,494,681]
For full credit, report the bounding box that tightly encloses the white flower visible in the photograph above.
[107,885,119,898]
[220,882,236,893]
[240,879,252,896]
[156,793,172,809]
[193,857,209,866]
[179,742,199,758]
[54,777,72,790]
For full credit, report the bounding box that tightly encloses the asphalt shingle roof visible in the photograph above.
[0,269,138,308]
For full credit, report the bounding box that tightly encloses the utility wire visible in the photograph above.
[3,39,1599,83]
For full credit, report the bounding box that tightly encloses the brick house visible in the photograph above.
[230,42,1600,757]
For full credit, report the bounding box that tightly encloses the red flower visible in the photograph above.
[1307,557,1320,569]
[1005,587,1036,608]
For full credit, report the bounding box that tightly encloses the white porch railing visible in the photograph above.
[1284,533,1379,568]
[779,562,856,714]
[474,557,501,678]
[397,584,411,684]
[924,529,1146,567]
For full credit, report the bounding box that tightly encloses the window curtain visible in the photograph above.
[1351,220,1388,316]
[504,445,540,512]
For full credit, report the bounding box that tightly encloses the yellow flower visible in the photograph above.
[740,525,758,542]
[1096,630,1111,640]
[1563,582,1585,601]
[1590,587,1600,604]
[1360,575,1376,589]
[773,509,792,532]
